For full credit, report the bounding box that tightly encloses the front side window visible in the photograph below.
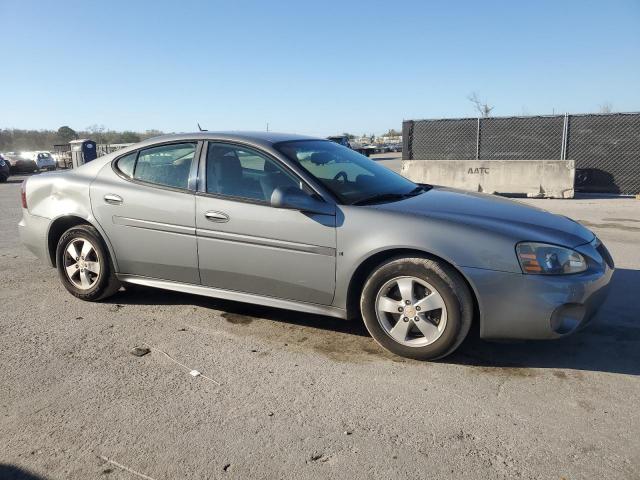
[205,143,302,202]
[133,143,196,189]
[275,140,419,204]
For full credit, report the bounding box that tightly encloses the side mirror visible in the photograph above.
[270,187,335,216]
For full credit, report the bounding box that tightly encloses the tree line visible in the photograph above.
[0,126,164,152]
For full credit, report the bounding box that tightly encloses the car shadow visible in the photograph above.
[105,268,640,376]
[0,464,48,480]
[108,284,371,338]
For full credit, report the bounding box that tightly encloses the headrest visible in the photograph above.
[309,151,334,165]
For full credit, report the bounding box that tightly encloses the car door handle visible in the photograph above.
[204,211,229,222]
[104,194,123,205]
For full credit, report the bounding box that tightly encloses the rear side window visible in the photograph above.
[117,152,137,177]
[116,143,196,189]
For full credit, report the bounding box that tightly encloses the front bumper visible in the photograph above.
[18,211,52,266]
[462,240,614,340]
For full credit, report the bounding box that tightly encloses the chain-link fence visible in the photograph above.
[96,143,133,157]
[52,143,133,169]
[567,114,640,194]
[403,112,640,194]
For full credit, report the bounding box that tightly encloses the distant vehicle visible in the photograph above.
[390,144,402,153]
[327,135,351,147]
[360,144,379,155]
[4,152,38,173]
[33,152,57,171]
[327,135,372,157]
[0,154,10,182]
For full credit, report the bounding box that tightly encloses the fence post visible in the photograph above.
[402,120,414,160]
[561,113,569,160]
[475,117,481,160]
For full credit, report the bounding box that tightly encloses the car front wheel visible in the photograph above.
[56,225,121,301]
[360,257,473,360]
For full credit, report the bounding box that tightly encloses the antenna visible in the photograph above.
[197,122,207,132]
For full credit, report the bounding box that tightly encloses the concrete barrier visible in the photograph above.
[401,159,575,199]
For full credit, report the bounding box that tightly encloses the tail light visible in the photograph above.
[21,181,27,209]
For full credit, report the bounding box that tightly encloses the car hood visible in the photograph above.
[373,186,594,248]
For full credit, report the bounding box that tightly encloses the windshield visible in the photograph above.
[275,140,419,204]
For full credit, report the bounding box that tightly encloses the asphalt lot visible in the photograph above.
[1,171,639,480]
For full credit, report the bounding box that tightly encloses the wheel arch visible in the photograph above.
[345,248,481,328]
[47,215,118,271]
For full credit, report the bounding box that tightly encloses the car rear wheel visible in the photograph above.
[360,257,473,360]
[56,225,121,301]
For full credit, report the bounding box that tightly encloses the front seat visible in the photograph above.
[259,159,289,201]
[207,147,244,196]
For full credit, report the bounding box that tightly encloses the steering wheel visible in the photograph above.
[333,171,348,182]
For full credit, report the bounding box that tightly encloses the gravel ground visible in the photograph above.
[1,173,639,480]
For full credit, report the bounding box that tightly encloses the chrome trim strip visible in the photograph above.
[110,216,335,255]
[113,216,195,235]
[117,274,346,319]
[196,228,336,256]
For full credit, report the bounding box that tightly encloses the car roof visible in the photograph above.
[139,131,321,147]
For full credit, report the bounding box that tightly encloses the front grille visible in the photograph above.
[596,241,615,269]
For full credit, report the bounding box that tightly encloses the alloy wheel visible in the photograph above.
[375,276,448,347]
[63,237,101,290]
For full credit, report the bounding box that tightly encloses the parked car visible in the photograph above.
[361,144,379,155]
[327,135,372,157]
[4,152,38,173]
[18,132,614,360]
[33,151,57,171]
[0,154,10,182]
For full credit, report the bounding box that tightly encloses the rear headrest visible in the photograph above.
[208,146,237,162]
[264,160,280,173]
[309,151,334,165]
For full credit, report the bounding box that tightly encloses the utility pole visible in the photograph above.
[266,122,269,132]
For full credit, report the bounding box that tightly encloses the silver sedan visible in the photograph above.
[18,132,614,360]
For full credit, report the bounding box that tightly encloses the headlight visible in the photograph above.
[516,242,587,275]
[0,159,5,166]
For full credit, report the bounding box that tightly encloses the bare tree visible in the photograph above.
[598,102,613,114]
[85,124,107,144]
[467,92,494,117]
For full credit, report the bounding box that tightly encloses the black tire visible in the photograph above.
[360,256,473,360]
[56,224,121,301]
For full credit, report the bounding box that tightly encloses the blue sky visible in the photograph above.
[2,0,639,136]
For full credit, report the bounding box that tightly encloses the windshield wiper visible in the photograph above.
[352,186,427,206]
